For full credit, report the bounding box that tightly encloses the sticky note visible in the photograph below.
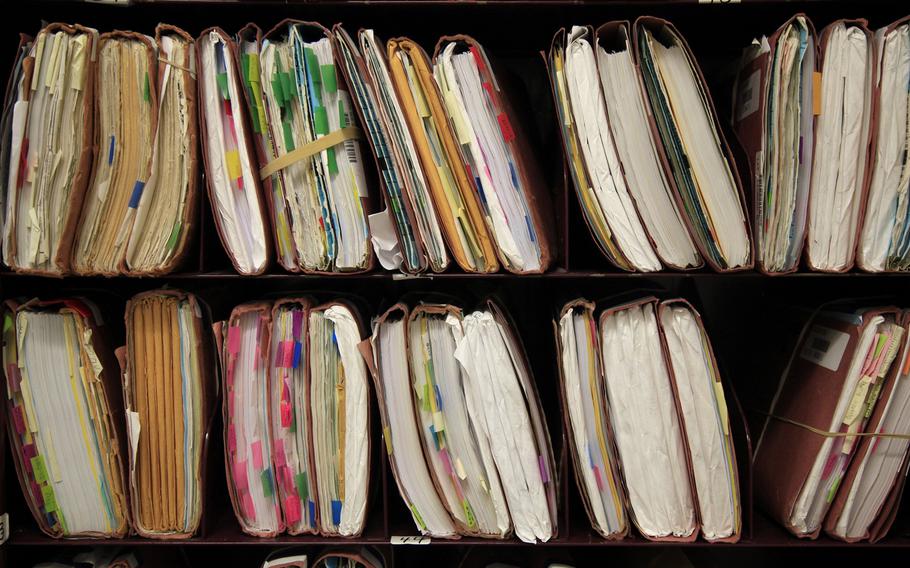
[261,470,274,497]
[285,495,301,525]
[314,107,329,136]
[462,499,476,528]
[227,325,241,355]
[128,180,145,209]
[41,484,58,513]
[439,448,453,476]
[227,425,237,453]
[252,440,264,471]
[331,500,342,525]
[321,64,337,93]
[327,147,338,176]
[31,455,48,483]
[292,342,302,369]
[283,341,295,368]
[225,150,242,181]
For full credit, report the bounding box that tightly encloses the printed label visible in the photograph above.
[391,535,431,545]
[800,325,850,372]
[736,69,761,121]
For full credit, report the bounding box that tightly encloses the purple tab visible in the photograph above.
[6,364,20,392]
[539,455,549,484]
[227,325,241,355]
[22,443,37,460]
[292,311,303,340]
[11,405,26,434]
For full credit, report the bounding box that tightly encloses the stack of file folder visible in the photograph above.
[755,304,909,540]
[2,298,129,538]
[556,297,741,541]
[1,23,97,275]
[219,298,370,537]
[734,15,816,274]
[121,290,216,538]
[263,548,385,568]
[366,299,557,543]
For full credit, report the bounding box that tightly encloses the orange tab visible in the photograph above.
[813,72,822,116]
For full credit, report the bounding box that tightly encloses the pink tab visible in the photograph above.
[226,363,235,388]
[292,311,303,340]
[6,364,20,392]
[241,491,256,518]
[228,325,242,355]
[228,391,236,416]
[497,113,515,143]
[274,439,286,467]
[11,405,25,434]
[282,341,295,368]
[284,495,302,525]
[232,460,250,491]
[227,425,237,453]
[282,377,291,402]
[538,455,549,484]
[439,448,454,477]
[280,401,292,428]
[252,440,264,471]
[593,465,604,492]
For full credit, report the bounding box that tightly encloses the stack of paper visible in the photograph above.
[433,37,555,274]
[197,27,270,275]
[221,303,281,537]
[258,21,372,274]
[309,301,370,536]
[123,290,213,538]
[755,305,905,538]
[3,24,97,275]
[636,18,752,271]
[367,299,557,543]
[807,20,874,272]
[858,19,910,272]
[73,32,156,275]
[2,299,129,538]
[0,33,32,265]
[735,15,816,274]
[549,25,700,272]
[126,25,199,275]
[560,297,740,542]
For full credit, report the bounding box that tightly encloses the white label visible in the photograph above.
[698,0,741,3]
[391,535,431,545]
[0,512,9,545]
[736,68,761,122]
[800,325,850,372]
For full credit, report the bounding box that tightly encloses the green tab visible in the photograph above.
[296,472,308,502]
[143,72,150,102]
[462,499,476,529]
[305,48,320,87]
[216,72,230,101]
[165,221,182,252]
[249,106,261,134]
[247,54,260,84]
[32,456,48,484]
[410,504,426,531]
[271,74,284,107]
[3,314,13,333]
[41,484,58,513]
[320,64,337,94]
[283,121,295,152]
[241,53,250,84]
[327,147,338,175]
[261,470,274,498]
[280,72,293,103]
[827,475,843,504]
[338,100,348,127]
[314,106,329,136]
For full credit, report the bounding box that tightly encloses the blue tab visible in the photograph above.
[308,500,316,527]
[434,384,443,411]
[108,135,115,165]
[331,500,342,526]
[508,161,518,188]
[128,181,145,209]
[292,342,302,368]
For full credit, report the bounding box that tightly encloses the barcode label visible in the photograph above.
[800,325,850,372]
[736,69,761,121]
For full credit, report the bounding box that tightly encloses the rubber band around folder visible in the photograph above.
[761,411,910,440]
[259,126,363,180]
[158,57,196,78]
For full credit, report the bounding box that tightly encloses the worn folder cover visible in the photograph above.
[433,35,557,274]
[120,289,216,539]
[0,33,32,266]
[258,20,374,275]
[754,306,903,538]
[197,26,271,276]
[219,302,282,537]
[125,24,200,276]
[733,15,817,275]
[2,298,129,538]
[806,19,875,273]
[387,38,499,274]
[4,23,97,276]
[74,31,157,276]
[633,17,753,272]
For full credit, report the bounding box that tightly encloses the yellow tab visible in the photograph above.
[433,411,445,433]
[713,379,730,436]
[843,375,873,427]
[454,457,466,480]
[383,426,393,455]
[225,150,242,180]
[31,34,47,92]
[70,35,88,91]
[444,90,471,146]
[813,71,822,116]
[46,33,63,91]
[404,60,430,118]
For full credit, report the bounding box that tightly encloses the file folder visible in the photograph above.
[634,17,753,272]
[197,27,271,275]
[3,23,97,275]
[2,298,129,538]
[433,36,557,274]
[258,20,373,274]
[754,305,905,538]
[0,33,32,266]
[125,25,200,275]
[857,17,910,272]
[120,290,216,538]
[309,300,371,537]
[386,37,499,273]
[364,304,458,538]
[734,15,816,274]
[548,25,701,272]
[73,31,157,276]
[806,20,875,272]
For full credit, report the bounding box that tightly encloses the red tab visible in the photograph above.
[273,439,286,467]
[227,325,241,355]
[497,113,515,143]
[17,137,28,190]
[233,459,250,491]
[62,300,91,319]
[241,491,256,518]
[11,405,26,434]
[281,401,292,428]
[482,81,494,99]
[470,46,486,73]
[7,364,21,392]
[252,440,264,470]
[284,495,302,525]
[227,424,237,453]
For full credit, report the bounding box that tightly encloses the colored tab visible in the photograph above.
[593,465,604,492]
[327,147,338,176]
[308,500,316,526]
[242,492,255,518]
[538,455,549,484]
[11,405,25,434]
[439,448,454,476]
[292,311,303,340]
[339,99,348,127]
[433,411,445,433]
[22,443,36,460]
[41,484,58,513]
[281,401,293,428]
[271,75,284,106]
[292,342,302,369]
[252,440,264,471]
[128,180,145,209]
[454,457,466,480]
[108,135,115,165]
[331,500,342,525]
[320,64,337,93]
[813,71,822,116]
[410,504,426,531]
[304,49,320,86]
[282,120,295,152]
[314,107,329,136]
[232,460,250,491]
[217,72,230,100]
[462,499,476,528]
[227,425,237,453]
[225,150,242,181]
[296,472,309,502]
[285,495,302,525]
[283,340,295,368]
[469,46,486,73]
[31,455,48,483]
[2,313,11,333]
[227,325,241,355]
[261,469,274,497]
[383,426,393,455]
[497,112,515,142]
[31,482,43,507]
[143,72,150,102]
[273,439,286,467]
[6,363,20,392]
